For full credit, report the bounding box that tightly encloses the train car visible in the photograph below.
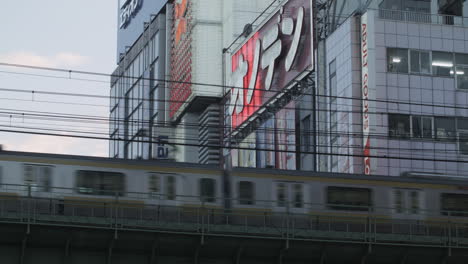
[1,150,468,228]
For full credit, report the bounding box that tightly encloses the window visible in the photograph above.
[432,52,454,77]
[458,118,468,155]
[148,173,160,197]
[455,66,468,89]
[327,186,372,211]
[0,166,2,185]
[410,191,420,214]
[238,181,254,205]
[301,115,311,152]
[387,48,409,73]
[292,184,303,208]
[389,114,410,138]
[412,116,433,139]
[435,117,456,141]
[199,178,216,202]
[441,193,468,217]
[455,53,468,89]
[410,50,430,74]
[166,176,176,200]
[277,183,287,207]
[394,189,404,214]
[459,132,468,155]
[76,170,125,196]
[24,164,51,192]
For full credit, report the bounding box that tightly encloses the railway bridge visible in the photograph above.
[0,193,468,264]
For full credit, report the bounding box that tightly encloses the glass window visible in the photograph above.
[148,173,160,197]
[410,50,430,74]
[277,183,287,207]
[327,186,372,211]
[301,115,311,153]
[166,176,176,200]
[389,114,410,138]
[459,132,468,155]
[455,66,468,89]
[293,184,303,208]
[23,164,51,192]
[412,116,433,139]
[238,181,254,205]
[410,191,420,214]
[459,118,468,131]
[435,117,456,141]
[387,48,409,73]
[441,193,468,217]
[199,178,216,202]
[394,189,404,213]
[76,170,125,196]
[432,52,454,77]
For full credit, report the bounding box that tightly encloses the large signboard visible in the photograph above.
[229,0,313,130]
[117,0,168,58]
[361,12,375,175]
[169,0,192,119]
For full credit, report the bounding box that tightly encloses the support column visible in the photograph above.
[150,238,158,264]
[62,238,71,264]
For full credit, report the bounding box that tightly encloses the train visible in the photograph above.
[0,149,468,222]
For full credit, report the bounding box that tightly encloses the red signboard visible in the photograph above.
[230,0,312,130]
[170,0,192,119]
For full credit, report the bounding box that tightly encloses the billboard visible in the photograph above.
[117,0,168,58]
[169,0,192,119]
[229,0,313,130]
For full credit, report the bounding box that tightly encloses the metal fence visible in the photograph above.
[377,9,465,26]
[1,185,468,248]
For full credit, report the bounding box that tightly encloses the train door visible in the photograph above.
[147,172,179,206]
[391,188,424,219]
[272,181,306,213]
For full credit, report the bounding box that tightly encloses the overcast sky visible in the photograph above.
[0,1,118,157]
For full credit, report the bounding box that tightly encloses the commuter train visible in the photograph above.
[0,150,468,221]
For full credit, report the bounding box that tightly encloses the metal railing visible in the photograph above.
[377,8,466,27]
[0,195,467,248]
[1,184,468,247]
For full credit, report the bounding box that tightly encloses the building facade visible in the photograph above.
[110,0,468,178]
[318,0,468,176]
[110,0,169,160]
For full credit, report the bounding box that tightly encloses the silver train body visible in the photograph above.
[0,150,467,221]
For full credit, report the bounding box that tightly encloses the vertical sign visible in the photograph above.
[170,0,192,119]
[361,12,373,175]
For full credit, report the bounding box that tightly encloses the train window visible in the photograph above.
[277,183,287,207]
[327,186,372,211]
[166,176,176,200]
[394,189,404,213]
[410,191,420,214]
[293,184,303,208]
[76,170,125,196]
[0,166,2,185]
[23,164,51,192]
[238,181,254,205]
[200,178,216,202]
[148,174,160,197]
[441,193,468,217]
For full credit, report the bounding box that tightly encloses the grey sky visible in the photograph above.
[0,1,118,157]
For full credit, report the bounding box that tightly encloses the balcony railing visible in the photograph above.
[377,8,466,26]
